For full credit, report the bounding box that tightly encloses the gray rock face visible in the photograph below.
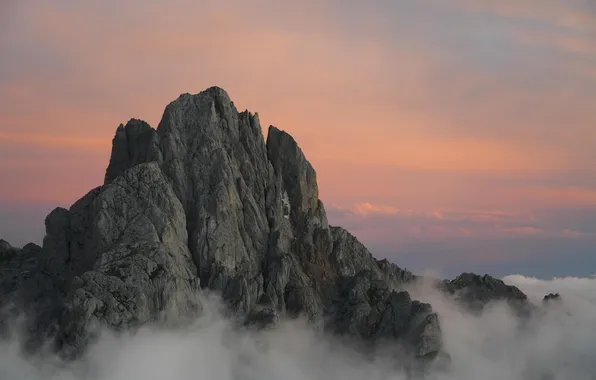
[543,293,562,304]
[55,163,203,356]
[2,86,443,363]
[329,270,441,358]
[0,239,12,258]
[244,307,279,329]
[0,240,51,345]
[104,119,161,185]
[445,273,531,315]
[0,241,42,301]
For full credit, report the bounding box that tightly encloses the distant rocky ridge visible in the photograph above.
[0,87,555,369]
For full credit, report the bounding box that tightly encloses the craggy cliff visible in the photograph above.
[0,87,537,370]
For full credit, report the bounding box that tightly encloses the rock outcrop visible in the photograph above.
[0,86,545,368]
[543,293,562,304]
[328,270,441,358]
[0,241,42,304]
[444,272,531,314]
[54,163,203,356]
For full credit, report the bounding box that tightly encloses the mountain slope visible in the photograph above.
[0,87,533,369]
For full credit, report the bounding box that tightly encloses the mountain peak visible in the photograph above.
[0,87,536,370]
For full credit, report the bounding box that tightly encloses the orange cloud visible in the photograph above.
[351,203,400,217]
[0,132,108,151]
[330,202,400,217]
[355,136,570,174]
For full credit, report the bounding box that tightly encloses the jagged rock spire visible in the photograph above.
[2,87,443,364]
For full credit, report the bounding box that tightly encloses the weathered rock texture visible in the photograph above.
[0,240,42,308]
[0,87,539,366]
[443,272,532,314]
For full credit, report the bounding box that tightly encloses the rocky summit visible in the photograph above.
[0,87,548,370]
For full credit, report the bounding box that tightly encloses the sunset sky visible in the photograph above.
[1,0,595,278]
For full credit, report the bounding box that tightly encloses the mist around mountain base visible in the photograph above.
[1,274,595,380]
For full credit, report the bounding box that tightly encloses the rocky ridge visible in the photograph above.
[0,87,548,368]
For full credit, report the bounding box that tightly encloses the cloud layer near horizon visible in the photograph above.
[2,275,596,379]
[1,0,595,276]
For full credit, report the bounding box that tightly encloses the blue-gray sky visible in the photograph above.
[1,0,595,278]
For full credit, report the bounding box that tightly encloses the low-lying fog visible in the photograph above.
[2,275,595,380]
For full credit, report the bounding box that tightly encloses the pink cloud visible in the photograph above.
[432,210,524,223]
[329,202,400,217]
[521,187,596,207]
[499,226,545,236]
[562,229,584,238]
